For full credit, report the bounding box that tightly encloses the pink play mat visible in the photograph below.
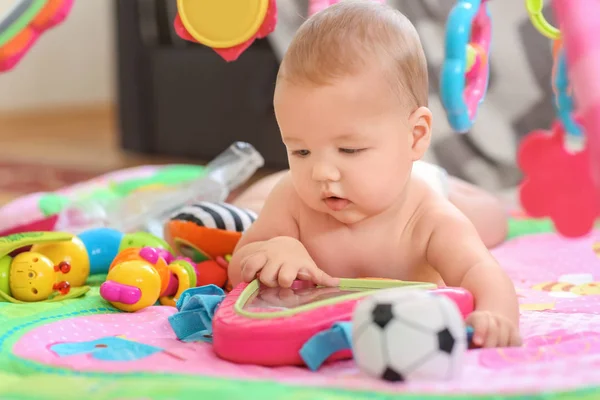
[3,229,600,398]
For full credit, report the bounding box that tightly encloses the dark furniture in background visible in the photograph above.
[114,0,288,168]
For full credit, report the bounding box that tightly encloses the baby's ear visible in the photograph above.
[408,107,433,160]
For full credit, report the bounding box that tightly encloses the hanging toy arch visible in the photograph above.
[0,0,73,72]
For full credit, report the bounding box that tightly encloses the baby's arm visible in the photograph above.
[425,207,520,347]
[228,174,338,288]
[228,174,300,286]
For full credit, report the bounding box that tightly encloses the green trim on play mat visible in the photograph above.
[507,217,556,239]
[507,216,600,239]
[0,217,598,399]
[0,371,599,400]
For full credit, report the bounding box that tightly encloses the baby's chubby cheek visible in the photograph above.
[358,173,403,202]
[290,171,314,194]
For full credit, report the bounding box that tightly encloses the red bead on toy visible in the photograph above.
[56,261,71,274]
[53,281,71,295]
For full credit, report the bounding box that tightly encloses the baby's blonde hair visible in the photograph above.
[277,0,429,109]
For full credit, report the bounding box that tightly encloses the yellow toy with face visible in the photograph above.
[0,232,90,303]
[6,252,58,301]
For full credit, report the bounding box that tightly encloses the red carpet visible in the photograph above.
[0,161,107,205]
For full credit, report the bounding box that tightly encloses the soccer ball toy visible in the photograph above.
[352,288,468,382]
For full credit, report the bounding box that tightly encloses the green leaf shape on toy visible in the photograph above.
[0,285,90,304]
[0,231,73,259]
[0,255,10,295]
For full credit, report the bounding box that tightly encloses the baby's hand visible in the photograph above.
[240,236,339,288]
[466,311,522,348]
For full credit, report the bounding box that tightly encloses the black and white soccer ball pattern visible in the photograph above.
[170,202,257,233]
[352,289,467,382]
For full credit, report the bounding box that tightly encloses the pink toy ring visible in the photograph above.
[441,0,491,133]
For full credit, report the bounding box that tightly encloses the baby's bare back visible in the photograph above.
[293,176,446,286]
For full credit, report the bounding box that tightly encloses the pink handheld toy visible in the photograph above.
[212,278,474,367]
[0,0,73,72]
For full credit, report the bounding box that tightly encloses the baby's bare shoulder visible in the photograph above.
[240,172,302,241]
[411,193,471,240]
[258,172,300,211]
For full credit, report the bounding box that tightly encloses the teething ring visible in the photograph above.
[159,263,192,307]
[441,0,491,133]
[525,0,561,40]
[176,0,269,48]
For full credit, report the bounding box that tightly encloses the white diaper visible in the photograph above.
[412,161,449,197]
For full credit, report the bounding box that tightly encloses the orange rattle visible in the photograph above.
[100,247,196,312]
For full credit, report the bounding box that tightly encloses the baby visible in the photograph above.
[229,1,521,348]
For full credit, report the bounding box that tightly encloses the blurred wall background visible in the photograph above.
[0,1,115,112]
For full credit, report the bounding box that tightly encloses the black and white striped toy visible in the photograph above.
[165,201,257,264]
[170,202,257,233]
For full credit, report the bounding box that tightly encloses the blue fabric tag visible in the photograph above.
[299,322,353,371]
[167,285,225,344]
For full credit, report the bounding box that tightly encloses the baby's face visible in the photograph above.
[275,69,415,224]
